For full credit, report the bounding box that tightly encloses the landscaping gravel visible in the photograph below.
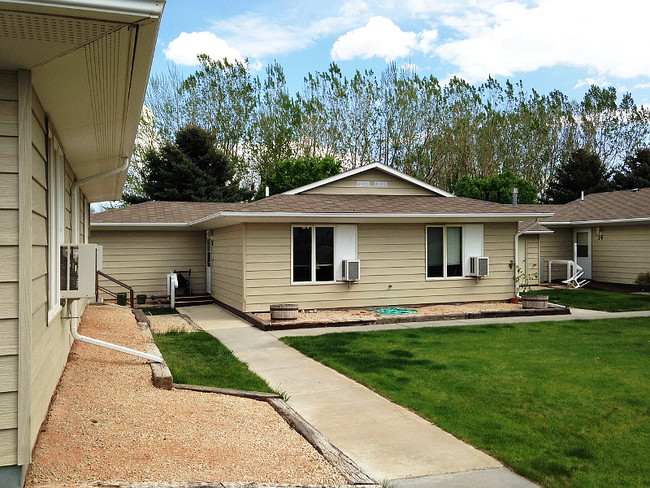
[26,304,346,487]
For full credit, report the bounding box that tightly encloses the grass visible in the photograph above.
[141,307,179,315]
[523,288,650,311]
[153,331,274,393]
[283,318,650,488]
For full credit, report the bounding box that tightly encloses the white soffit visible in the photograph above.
[0,1,163,201]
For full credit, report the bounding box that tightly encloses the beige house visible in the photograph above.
[0,1,163,485]
[91,163,553,312]
[521,188,650,286]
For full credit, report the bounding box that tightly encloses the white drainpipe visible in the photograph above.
[514,219,540,298]
[69,158,163,363]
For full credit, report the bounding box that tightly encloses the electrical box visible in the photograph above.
[60,244,102,299]
[469,256,489,277]
[342,259,361,282]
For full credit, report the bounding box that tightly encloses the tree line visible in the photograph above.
[123,55,650,204]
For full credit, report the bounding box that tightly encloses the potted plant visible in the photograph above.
[509,261,547,308]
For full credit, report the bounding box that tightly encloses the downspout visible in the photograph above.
[514,219,540,298]
[69,157,163,363]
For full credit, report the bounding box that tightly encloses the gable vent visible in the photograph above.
[0,11,117,45]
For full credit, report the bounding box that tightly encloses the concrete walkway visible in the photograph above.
[179,305,650,486]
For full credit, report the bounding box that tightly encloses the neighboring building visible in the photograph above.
[91,163,553,312]
[0,1,163,486]
[520,188,650,285]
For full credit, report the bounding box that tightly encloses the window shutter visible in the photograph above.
[463,224,484,275]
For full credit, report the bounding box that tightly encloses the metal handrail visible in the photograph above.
[96,271,135,308]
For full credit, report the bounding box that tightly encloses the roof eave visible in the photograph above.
[541,217,650,226]
[192,211,555,229]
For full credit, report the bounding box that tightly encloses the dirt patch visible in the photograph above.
[26,304,346,487]
[256,301,523,326]
[148,314,199,334]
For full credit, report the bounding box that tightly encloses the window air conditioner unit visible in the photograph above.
[342,259,361,282]
[469,256,489,277]
[60,244,103,299]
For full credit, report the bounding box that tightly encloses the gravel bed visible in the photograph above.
[26,304,346,487]
[256,301,522,325]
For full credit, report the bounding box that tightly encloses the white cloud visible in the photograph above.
[574,77,610,90]
[332,16,417,61]
[164,32,244,66]
[435,0,650,81]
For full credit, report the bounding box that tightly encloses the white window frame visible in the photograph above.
[426,225,466,280]
[47,138,65,322]
[291,225,337,285]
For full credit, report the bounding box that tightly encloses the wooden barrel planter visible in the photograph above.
[270,303,299,321]
[521,295,549,309]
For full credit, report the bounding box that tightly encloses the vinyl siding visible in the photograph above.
[90,230,207,297]
[0,71,18,467]
[518,234,540,286]
[211,224,245,310]
[303,168,439,195]
[539,228,573,282]
[242,222,516,312]
[592,224,650,284]
[28,92,77,449]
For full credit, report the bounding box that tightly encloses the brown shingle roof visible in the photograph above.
[235,194,552,215]
[541,188,650,223]
[91,195,554,227]
[90,201,241,224]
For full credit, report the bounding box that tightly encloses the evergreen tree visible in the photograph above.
[546,149,611,203]
[612,148,650,190]
[141,126,253,202]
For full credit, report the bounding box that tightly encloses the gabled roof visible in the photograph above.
[540,188,650,225]
[518,221,554,234]
[283,163,454,197]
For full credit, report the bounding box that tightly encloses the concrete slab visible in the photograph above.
[177,304,249,329]
[392,467,540,488]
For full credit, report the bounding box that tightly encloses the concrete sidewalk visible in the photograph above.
[179,305,568,487]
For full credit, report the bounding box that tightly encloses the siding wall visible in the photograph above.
[592,224,650,284]
[303,169,438,195]
[28,93,82,450]
[539,228,573,282]
[241,222,516,312]
[211,224,245,310]
[0,71,19,467]
[518,234,540,286]
[90,230,207,297]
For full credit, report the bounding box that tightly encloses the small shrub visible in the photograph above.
[635,271,650,286]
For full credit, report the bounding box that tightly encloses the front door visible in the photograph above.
[574,229,592,279]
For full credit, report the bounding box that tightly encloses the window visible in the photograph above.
[426,226,464,278]
[292,226,335,283]
[47,138,65,320]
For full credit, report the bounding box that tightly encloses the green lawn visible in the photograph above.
[523,288,650,311]
[153,331,274,393]
[283,319,650,488]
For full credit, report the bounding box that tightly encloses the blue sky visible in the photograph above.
[150,0,650,106]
